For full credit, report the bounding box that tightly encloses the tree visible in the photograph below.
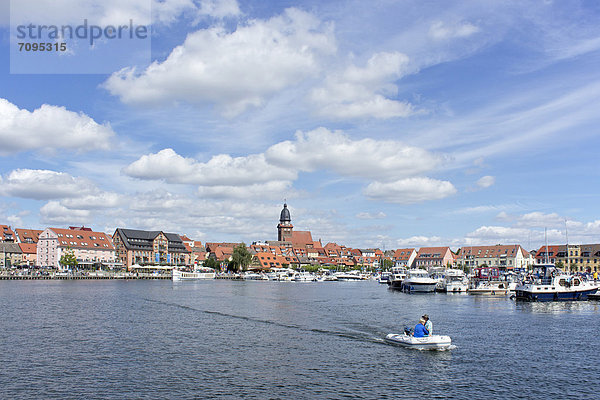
[203,258,219,270]
[382,259,394,270]
[231,243,252,272]
[59,247,78,270]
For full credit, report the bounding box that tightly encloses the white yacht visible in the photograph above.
[243,271,269,280]
[334,270,364,281]
[172,266,216,281]
[441,269,469,292]
[388,266,407,290]
[293,271,316,282]
[401,269,438,293]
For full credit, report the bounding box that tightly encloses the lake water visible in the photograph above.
[1,280,599,399]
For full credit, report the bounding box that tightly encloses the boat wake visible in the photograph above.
[144,298,388,345]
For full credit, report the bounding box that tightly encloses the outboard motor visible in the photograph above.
[404,326,413,336]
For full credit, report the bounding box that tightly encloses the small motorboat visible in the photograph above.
[385,333,452,350]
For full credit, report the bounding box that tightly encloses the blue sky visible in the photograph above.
[1,0,599,250]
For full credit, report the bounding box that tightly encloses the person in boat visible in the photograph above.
[423,314,432,336]
[413,318,429,338]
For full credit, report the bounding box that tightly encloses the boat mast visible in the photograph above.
[565,219,569,272]
[544,228,549,265]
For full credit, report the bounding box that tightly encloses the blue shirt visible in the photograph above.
[414,323,429,337]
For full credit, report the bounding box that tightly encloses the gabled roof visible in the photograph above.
[114,228,188,252]
[19,243,37,254]
[417,247,451,258]
[0,242,22,253]
[1,225,16,242]
[393,248,415,260]
[49,227,114,251]
[291,231,313,247]
[15,228,43,243]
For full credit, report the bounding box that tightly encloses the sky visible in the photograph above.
[0,0,599,251]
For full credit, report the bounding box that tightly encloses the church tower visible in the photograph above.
[277,202,293,242]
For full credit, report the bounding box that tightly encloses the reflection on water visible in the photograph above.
[1,280,599,399]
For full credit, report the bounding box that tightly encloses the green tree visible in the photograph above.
[203,258,219,270]
[231,243,252,272]
[382,259,394,270]
[59,247,78,270]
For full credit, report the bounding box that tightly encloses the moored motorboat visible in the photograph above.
[442,269,469,292]
[388,266,407,290]
[468,267,510,295]
[515,264,598,301]
[401,269,437,293]
[385,333,452,350]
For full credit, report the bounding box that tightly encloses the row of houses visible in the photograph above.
[1,223,598,273]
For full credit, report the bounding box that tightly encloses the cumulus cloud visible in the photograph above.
[197,181,294,199]
[40,201,92,225]
[122,148,297,185]
[356,212,387,220]
[310,52,417,119]
[265,128,444,180]
[363,177,457,204]
[104,8,335,116]
[396,235,444,248]
[0,99,114,155]
[476,175,495,188]
[429,20,480,40]
[0,169,98,200]
[514,212,565,228]
[9,0,238,27]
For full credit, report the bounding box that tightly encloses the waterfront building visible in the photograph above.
[112,228,190,269]
[1,225,16,242]
[414,247,455,269]
[0,242,22,267]
[457,245,533,270]
[18,243,37,266]
[38,227,116,270]
[535,244,600,273]
[393,248,417,268]
[252,251,290,270]
[15,228,43,243]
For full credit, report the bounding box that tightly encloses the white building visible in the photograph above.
[457,245,533,270]
[37,227,116,270]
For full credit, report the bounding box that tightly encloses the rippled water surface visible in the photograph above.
[1,280,599,399]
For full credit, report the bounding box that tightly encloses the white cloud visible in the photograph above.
[265,128,444,180]
[396,235,444,248]
[356,212,386,220]
[197,181,293,199]
[363,177,457,204]
[40,201,92,225]
[429,20,480,40]
[515,212,565,228]
[310,52,417,119]
[0,169,97,200]
[122,148,296,185]
[104,8,336,116]
[0,99,114,155]
[476,175,495,188]
[9,0,238,27]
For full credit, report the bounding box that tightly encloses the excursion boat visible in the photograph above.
[514,264,598,301]
[401,269,437,293]
[172,266,216,281]
[385,333,452,350]
[388,266,407,290]
[468,267,510,295]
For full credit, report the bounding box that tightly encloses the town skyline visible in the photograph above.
[1,1,600,250]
